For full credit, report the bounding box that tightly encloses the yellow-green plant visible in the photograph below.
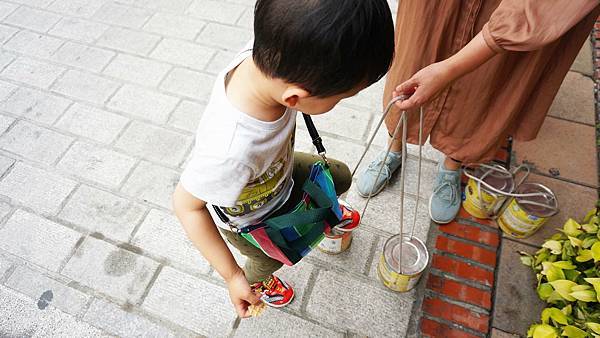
[521,205,600,338]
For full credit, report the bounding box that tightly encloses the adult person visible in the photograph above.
[357,0,600,224]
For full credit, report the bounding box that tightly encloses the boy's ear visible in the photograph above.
[281,86,310,107]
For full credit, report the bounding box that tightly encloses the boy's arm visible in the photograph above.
[172,183,260,317]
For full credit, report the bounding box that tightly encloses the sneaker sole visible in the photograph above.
[261,292,295,308]
[356,178,389,198]
[428,195,454,225]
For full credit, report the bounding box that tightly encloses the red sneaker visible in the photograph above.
[335,202,360,232]
[251,275,294,308]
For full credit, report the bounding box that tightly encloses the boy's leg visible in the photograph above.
[219,229,282,284]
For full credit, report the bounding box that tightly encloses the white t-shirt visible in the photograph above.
[180,45,296,230]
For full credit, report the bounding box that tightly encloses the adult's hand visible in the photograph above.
[393,31,497,111]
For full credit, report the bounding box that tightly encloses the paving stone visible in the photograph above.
[57,141,136,188]
[492,239,545,336]
[142,266,236,336]
[48,17,109,43]
[59,185,146,242]
[0,24,18,44]
[0,254,14,280]
[0,210,80,271]
[93,2,153,28]
[132,209,210,273]
[491,328,520,338]
[168,100,203,132]
[132,0,194,12]
[309,228,375,276]
[295,128,318,154]
[0,87,72,124]
[50,41,115,72]
[115,121,192,166]
[0,120,73,165]
[187,0,245,24]
[0,162,77,215]
[52,69,120,105]
[197,23,252,51]
[47,0,108,18]
[83,298,177,337]
[318,135,365,171]
[234,308,342,338]
[306,270,414,337]
[0,285,109,337]
[507,174,598,247]
[274,261,314,312]
[0,114,14,134]
[96,26,161,55]
[121,161,179,208]
[107,85,179,124]
[0,80,16,101]
[151,39,215,70]
[160,67,215,100]
[5,0,54,7]
[514,117,597,187]
[4,7,61,32]
[6,265,90,315]
[205,50,236,74]
[0,50,15,71]
[303,105,371,141]
[3,30,63,58]
[346,187,430,240]
[570,41,593,77]
[0,2,19,21]
[104,54,171,87]
[63,236,159,303]
[342,76,386,110]
[143,12,205,40]
[0,200,12,220]
[1,57,65,89]
[55,103,129,144]
[548,71,595,125]
[235,7,253,29]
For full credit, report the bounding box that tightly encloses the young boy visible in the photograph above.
[172,0,394,318]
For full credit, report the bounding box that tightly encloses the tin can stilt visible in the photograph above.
[497,183,559,238]
[462,165,517,219]
[317,200,359,254]
[377,234,429,292]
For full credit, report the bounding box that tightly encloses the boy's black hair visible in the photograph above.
[253,0,394,97]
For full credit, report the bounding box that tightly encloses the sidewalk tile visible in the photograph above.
[0,210,80,271]
[0,24,18,44]
[0,87,72,125]
[548,71,594,125]
[274,262,314,312]
[103,54,171,87]
[52,69,120,105]
[0,120,73,165]
[3,31,63,58]
[108,85,179,124]
[59,185,146,242]
[55,103,129,144]
[196,23,252,51]
[570,41,593,77]
[130,0,193,13]
[187,0,245,25]
[1,57,65,89]
[168,100,204,132]
[4,7,61,32]
[49,17,109,43]
[491,328,520,338]
[143,12,205,40]
[48,0,107,18]
[142,266,236,336]
[513,117,598,187]
[151,39,215,70]
[51,42,115,72]
[62,236,159,303]
[309,228,376,276]
[0,163,76,215]
[0,2,18,21]
[303,105,371,141]
[93,2,153,28]
[96,26,160,55]
[234,309,343,338]
[205,50,235,75]
[121,161,180,208]
[160,67,214,100]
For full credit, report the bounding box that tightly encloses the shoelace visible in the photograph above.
[365,154,396,176]
[432,177,458,206]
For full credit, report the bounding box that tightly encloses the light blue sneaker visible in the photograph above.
[429,163,462,224]
[356,150,402,197]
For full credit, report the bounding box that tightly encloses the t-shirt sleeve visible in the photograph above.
[180,154,253,207]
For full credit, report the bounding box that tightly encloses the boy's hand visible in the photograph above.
[226,268,261,318]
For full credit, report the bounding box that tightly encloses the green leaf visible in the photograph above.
[521,255,534,267]
[582,237,597,249]
[537,249,551,266]
[583,223,598,234]
[583,209,597,224]
[561,304,572,316]
[547,291,566,303]
[569,236,583,248]
[553,261,577,270]
[544,262,567,282]
[529,324,558,338]
[565,270,581,282]
[583,277,600,302]
[592,242,600,262]
[564,219,583,237]
[549,280,577,301]
[569,289,597,302]
[538,283,554,300]
[546,307,569,325]
[587,322,600,335]
[577,249,594,262]
[571,284,592,291]
[561,325,587,338]
[544,240,563,255]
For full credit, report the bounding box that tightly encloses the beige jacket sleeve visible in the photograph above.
[482,0,599,52]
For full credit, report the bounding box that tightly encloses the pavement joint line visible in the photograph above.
[50,99,76,126]
[126,207,152,243]
[298,263,320,315]
[523,166,599,189]
[428,269,491,292]
[422,291,491,317]
[0,205,15,230]
[54,181,80,216]
[51,136,76,167]
[454,217,502,234]
[437,231,499,252]
[362,233,380,276]
[500,235,544,250]
[421,314,487,338]
[57,234,85,273]
[0,261,16,284]
[163,96,185,128]
[177,138,195,168]
[136,263,163,306]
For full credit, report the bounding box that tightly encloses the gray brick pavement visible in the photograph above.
[0,0,436,335]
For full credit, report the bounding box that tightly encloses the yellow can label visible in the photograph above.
[498,198,547,238]
[462,178,504,219]
[377,255,419,292]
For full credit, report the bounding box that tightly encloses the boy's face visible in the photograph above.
[293,85,367,115]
